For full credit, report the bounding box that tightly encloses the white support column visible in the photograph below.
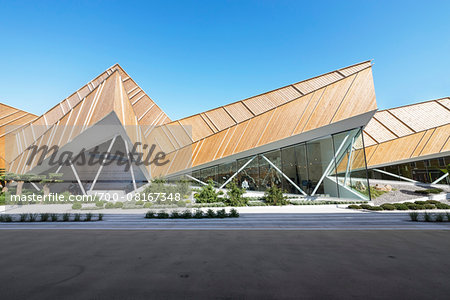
[432,172,449,184]
[311,134,350,196]
[125,141,137,191]
[261,155,307,196]
[70,161,86,195]
[186,174,208,186]
[89,136,117,192]
[219,156,257,189]
[372,168,418,183]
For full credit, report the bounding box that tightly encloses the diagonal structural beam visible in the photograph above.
[186,174,207,186]
[219,156,257,189]
[69,160,86,195]
[431,172,449,184]
[89,135,118,192]
[124,140,137,191]
[372,168,418,183]
[311,134,350,196]
[260,155,307,196]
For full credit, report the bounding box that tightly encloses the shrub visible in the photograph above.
[435,202,450,209]
[157,211,169,219]
[0,215,4,222]
[367,206,383,211]
[95,201,105,208]
[393,203,408,210]
[264,185,288,206]
[409,212,419,221]
[229,208,239,218]
[435,214,444,222]
[144,202,153,208]
[74,213,81,221]
[98,213,103,221]
[205,209,216,218]
[447,212,450,222]
[105,202,115,209]
[20,213,27,222]
[224,180,247,206]
[380,203,396,211]
[85,213,92,221]
[423,212,432,222]
[415,204,425,210]
[414,201,427,205]
[347,204,361,209]
[170,211,181,218]
[62,213,70,222]
[193,210,204,219]
[50,213,58,222]
[181,210,193,219]
[414,188,443,195]
[72,202,82,210]
[360,204,372,210]
[426,200,440,205]
[114,202,123,208]
[28,213,37,222]
[424,204,436,210]
[40,213,49,222]
[216,209,227,218]
[4,214,12,222]
[145,211,155,218]
[406,203,418,210]
[194,180,223,203]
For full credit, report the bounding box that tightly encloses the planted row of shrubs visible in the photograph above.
[145,208,239,219]
[348,200,450,211]
[0,213,103,222]
[409,212,450,222]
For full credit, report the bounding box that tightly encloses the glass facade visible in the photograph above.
[180,127,371,200]
[367,155,450,185]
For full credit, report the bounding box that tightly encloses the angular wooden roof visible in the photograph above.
[363,97,450,167]
[2,64,171,170]
[150,61,378,177]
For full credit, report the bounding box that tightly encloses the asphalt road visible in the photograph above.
[1,230,449,299]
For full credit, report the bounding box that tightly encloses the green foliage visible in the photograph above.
[114,202,123,208]
[263,185,288,206]
[360,204,372,209]
[205,209,216,218]
[181,210,193,219]
[216,209,227,218]
[95,201,105,208]
[194,180,223,203]
[72,202,82,210]
[347,204,362,209]
[85,213,92,221]
[435,202,450,209]
[157,211,170,219]
[3,214,12,222]
[74,213,81,221]
[193,209,204,218]
[367,206,383,211]
[105,202,115,209]
[424,212,432,222]
[143,202,153,208]
[409,212,419,221]
[224,180,247,206]
[28,213,38,222]
[414,188,443,195]
[380,203,396,211]
[435,214,444,222]
[170,211,181,218]
[40,213,49,222]
[51,214,58,222]
[98,213,103,221]
[229,208,239,218]
[141,177,192,205]
[393,203,409,210]
[20,213,27,222]
[447,212,450,222]
[62,213,70,222]
[423,204,435,209]
[145,211,155,218]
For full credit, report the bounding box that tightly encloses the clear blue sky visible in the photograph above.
[1,0,449,120]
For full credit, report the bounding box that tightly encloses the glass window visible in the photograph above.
[259,150,282,190]
[236,156,259,191]
[217,161,237,187]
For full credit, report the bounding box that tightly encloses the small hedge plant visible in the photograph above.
[194,180,224,203]
[144,208,239,219]
[264,185,288,206]
[348,200,450,211]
